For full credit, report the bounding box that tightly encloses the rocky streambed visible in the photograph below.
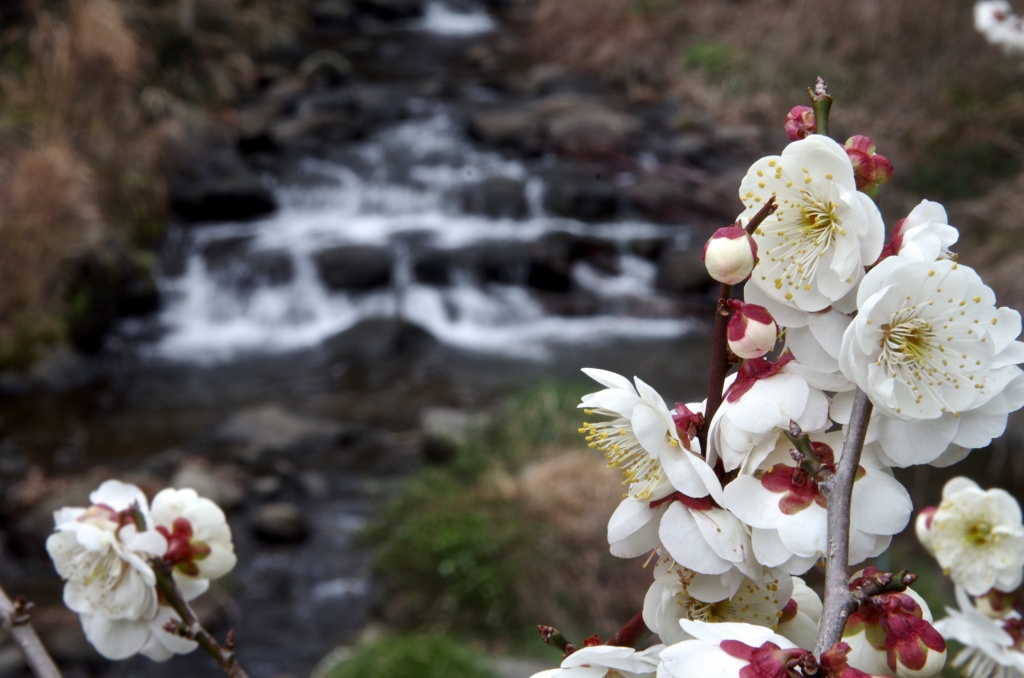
[0,1,773,676]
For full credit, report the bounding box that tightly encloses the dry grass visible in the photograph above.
[515,450,653,640]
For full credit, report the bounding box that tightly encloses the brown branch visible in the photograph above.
[814,388,873,657]
[151,560,250,678]
[0,584,62,678]
[605,610,648,648]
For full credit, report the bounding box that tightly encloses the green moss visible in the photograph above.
[319,634,496,678]
[683,40,735,82]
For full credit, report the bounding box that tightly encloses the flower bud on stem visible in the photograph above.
[698,197,777,455]
[151,559,251,678]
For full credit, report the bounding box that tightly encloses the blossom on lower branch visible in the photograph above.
[47,479,236,661]
[936,586,1024,678]
[528,643,662,678]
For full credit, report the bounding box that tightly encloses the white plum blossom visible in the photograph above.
[738,134,885,314]
[44,480,197,661]
[881,200,958,263]
[642,555,792,645]
[528,644,662,678]
[936,586,1024,678]
[657,619,809,678]
[658,501,762,585]
[838,257,1024,465]
[580,368,721,501]
[708,362,830,473]
[722,433,911,573]
[917,477,1024,596]
[150,487,237,598]
[777,577,823,651]
[976,0,1024,53]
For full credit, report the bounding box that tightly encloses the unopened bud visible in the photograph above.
[727,300,777,359]
[785,106,816,140]
[703,226,758,284]
[845,135,893,198]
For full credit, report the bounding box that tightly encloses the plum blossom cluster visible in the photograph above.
[975,1,1024,54]
[532,90,1024,678]
[46,479,236,662]
[916,478,1024,678]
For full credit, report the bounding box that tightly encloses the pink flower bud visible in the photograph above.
[845,135,894,198]
[726,300,777,360]
[785,106,816,140]
[703,225,758,284]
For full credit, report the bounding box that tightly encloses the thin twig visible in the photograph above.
[0,584,62,678]
[151,561,251,678]
[814,388,873,657]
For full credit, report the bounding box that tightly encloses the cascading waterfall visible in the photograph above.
[151,109,695,363]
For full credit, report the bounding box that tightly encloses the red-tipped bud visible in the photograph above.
[845,135,894,198]
[726,300,777,360]
[703,225,758,284]
[785,106,816,140]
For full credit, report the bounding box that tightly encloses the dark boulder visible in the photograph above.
[540,164,622,222]
[313,244,394,290]
[167,134,276,223]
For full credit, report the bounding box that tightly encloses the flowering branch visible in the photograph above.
[0,585,62,678]
[814,388,873,657]
[150,559,250,678]
[698,197,776,454]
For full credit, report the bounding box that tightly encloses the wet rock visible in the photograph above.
[251,475,285,499]
[656,245,714,295]
[166,134,276,223]
[170,459,247,511]
[201,238,295,291]
[542,103,642,156]
[214,404,346,467]
[467,108,543,154]
[313,244,394,291]
[457,176,529,219]
[541,165,621,222]
[355,0,425,20]
[323,318,438,357]
[311,0,358,26]
[251,501,309,543]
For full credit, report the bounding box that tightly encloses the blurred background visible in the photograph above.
[1,0,1023,676]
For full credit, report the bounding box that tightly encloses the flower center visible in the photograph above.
[763,190,844,296]
[581,417,665,500]
[966,520,993,547]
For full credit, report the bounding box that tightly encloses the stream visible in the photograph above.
[0,4,722,677]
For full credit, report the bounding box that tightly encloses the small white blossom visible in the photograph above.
[151,487,237,597]
[658,620,807,678]
[936,586,1024,678]
[738,134,885,314]
[918,477,1024,596]
[838,257,1024,465]
[529,644,661,678]
[580,368,721,501]
[642,556,791,646]
[883,200,958,263]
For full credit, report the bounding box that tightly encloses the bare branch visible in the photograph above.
[0,584,62,678]
[814,388,873,657]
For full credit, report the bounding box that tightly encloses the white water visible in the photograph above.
[415,2,496,35]
[152,112,695,363]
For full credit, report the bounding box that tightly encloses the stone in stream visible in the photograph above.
[251,501,310,543]
[214,404,349,467]
[313,244,394,291]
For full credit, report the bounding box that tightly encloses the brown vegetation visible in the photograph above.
[0,0,306,367]
[525,0,1024,307]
